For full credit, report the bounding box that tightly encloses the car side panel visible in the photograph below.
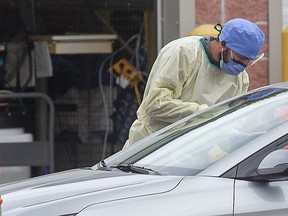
[78,176,234,216]
[234,180,288,215]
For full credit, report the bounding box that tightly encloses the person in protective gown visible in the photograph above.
[123,18,265,148]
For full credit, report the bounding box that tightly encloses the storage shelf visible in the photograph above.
[30,34,117,54]
[0,92,54,173]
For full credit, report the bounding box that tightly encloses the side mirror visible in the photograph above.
[257,149,288,181]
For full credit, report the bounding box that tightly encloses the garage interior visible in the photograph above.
[0,0,156,180]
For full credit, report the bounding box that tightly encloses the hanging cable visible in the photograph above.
[133,82,141,106]
[99,34,139,160]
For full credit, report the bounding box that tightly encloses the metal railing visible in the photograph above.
[0,92,54,173]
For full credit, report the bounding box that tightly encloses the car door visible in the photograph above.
[233,134,288,215]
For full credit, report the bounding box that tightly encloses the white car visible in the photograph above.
[1,82,288,215]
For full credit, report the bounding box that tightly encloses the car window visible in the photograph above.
[277,140,288,149]
[235,133,288,181]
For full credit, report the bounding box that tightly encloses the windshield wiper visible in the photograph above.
[94,160,109,171]
[111,164,161,175]
[100,160,107,167]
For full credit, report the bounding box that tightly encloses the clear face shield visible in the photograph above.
[220,50,264,75]
[245,52,265,69]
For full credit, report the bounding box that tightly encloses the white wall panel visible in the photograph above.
[283,0,288,29]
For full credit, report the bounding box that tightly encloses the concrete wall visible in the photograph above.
[195,0,269,90]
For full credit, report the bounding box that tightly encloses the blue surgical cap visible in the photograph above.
[219,18,265,59]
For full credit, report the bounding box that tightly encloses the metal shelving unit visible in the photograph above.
[0,92,54,173]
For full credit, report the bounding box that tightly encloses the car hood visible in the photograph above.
[0,168,184,215]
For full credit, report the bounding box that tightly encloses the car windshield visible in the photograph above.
[104,87,288,176]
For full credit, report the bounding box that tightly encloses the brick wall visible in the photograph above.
[195,0,269,90]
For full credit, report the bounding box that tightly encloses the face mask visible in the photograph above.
[220,49,246,76]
